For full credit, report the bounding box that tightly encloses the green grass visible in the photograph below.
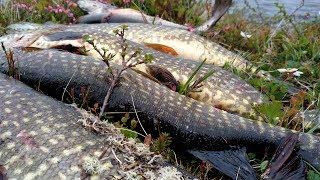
[111,0,206,26]
[209,10,320,130]
[177,59,214,95]
[0,0,85,35]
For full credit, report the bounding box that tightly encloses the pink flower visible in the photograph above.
[185,23,195,32]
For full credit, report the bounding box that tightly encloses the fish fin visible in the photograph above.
[262,133,307,179]
[266,156,306,180]
[145,43,179,56]
[189,148,257,180]
[196,0,232,32]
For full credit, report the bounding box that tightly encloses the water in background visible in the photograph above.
[234,0,319,17]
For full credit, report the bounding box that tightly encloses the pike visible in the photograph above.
[5,22,253,70]
[1,23,317,123]
[4,22,296,93]
[74,0,272,78]
[0,28,265,116]
[0,49,319,177]
[0,73,192,179]
[76,0,233,33]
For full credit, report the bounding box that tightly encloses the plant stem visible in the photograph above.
[99,74,118,118]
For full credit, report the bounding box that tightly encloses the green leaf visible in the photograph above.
[121,116,129,123]
[186,58,207,86]
[247,153,256,160]
[50,14,57,22]
[260,160,269,173]
[144,54,154,63]
[256,100,283,125]
[307,170,320,180]
[130,119,138,129]
[82,35,93,44]
[178,58,207,95]
[120,24,129,31]
[197,70,214,85]
[113,29,119,35]
[120,129,138,139]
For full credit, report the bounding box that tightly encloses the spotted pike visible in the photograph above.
[0,28,265,116]
[4,22,255,71]
[0,49,319,172]
[76,0,232,33]
[0,73,190,179]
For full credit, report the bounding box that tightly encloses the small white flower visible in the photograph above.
[293,71,303,77]
[287,68,298,73]
[277,68,298,73]
[277,68,303,77]
[240,31,252,38]
[277,68,287,73]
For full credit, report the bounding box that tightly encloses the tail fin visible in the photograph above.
[77,0,116,14]
[189,148,257,180]
[262,133,306,179]
[5,22,43,34]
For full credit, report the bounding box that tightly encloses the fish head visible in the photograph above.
[0,33,43,49]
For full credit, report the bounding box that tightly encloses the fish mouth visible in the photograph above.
[14,31,90,56]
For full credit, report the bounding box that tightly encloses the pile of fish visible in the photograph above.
[0,73,194,179]
[0,0,319,179]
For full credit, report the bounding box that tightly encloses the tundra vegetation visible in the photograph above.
[0,0,320,179]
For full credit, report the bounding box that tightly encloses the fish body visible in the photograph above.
[0,73,189,179]
[90,23,254,70]
[76,0,232,33]
[0,49,319,170]
[0,27,265,116]
[4,22,252,70]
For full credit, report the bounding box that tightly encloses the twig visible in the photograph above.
[112,148,123,165]
[98,147,109,159]
[173,151,178,166]
[99,77,117,118]
[235,167,240,180]
[304,160,320,174]
[80,86,91,109]
[131,1,149,24]
[266,18,285,44]
[62,70,77,101]
[147,155,161,165]
[293,78,311,91]
[83,26,152,119]
[130,94,148,136]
